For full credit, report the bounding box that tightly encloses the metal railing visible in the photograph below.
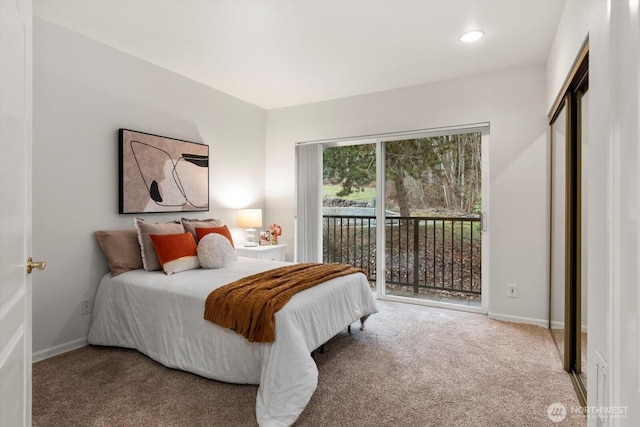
[323,214,481,295]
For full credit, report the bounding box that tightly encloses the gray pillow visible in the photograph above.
[135,218,184,271]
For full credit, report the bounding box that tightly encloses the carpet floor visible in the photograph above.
[33,300,586,426]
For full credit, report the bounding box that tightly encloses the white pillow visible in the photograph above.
[197,233,237,269]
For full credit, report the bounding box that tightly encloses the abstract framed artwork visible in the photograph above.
[119,129,209,214]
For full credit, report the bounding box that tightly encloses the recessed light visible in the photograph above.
[459,30,485,43]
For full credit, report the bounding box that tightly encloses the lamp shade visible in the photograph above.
[237,208,263,228]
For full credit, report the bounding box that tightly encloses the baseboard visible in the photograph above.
[549,320,588,333]
[488,312,548,328]
[550,320,564,330]
[32,337,88,363]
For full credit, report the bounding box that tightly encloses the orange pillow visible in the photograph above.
[149,232,199,275]
[195,225,235,248]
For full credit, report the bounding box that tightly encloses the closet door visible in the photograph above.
[550,100,568,368]
[548,48,588,406]
[578,88,589,392]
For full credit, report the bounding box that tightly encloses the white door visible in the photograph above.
[0,0,34,425]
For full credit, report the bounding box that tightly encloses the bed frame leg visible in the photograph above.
[312,344,326,357]
[347,315,370,334]
[360,315,370,331]
[313,315,373,358]
[348,315,371,333]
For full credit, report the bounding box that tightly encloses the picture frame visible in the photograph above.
[119,129,209,214]
[259,231,271,246]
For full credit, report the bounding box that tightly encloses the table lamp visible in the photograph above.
[237,208,262,247]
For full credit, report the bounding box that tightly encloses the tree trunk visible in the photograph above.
[394,172,411,217]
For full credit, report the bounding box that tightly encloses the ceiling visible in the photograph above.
[33,0,565,110]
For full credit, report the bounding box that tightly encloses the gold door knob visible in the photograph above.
[26,257,46,274]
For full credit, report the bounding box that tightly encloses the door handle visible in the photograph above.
[26,257,46,274]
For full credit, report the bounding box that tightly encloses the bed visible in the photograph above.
[88,256,378,426]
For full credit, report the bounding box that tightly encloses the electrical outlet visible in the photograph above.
[507,284,518,298]
[81,299,92,315]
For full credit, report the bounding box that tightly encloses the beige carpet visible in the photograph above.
[33,300,586,426]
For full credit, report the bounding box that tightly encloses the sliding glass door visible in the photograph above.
[307,124,488,313]
[381,134,483,307]
[322,140,377,284]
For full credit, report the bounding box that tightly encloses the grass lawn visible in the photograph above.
[323,185,376,203]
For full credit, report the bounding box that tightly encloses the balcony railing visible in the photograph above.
[323,214,481,295]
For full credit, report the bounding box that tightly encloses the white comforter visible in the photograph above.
[88,257,377,426]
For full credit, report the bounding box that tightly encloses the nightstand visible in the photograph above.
[236,244,287,262]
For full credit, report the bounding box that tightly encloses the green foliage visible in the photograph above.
[323,145,376,197]
[323,133,482,215]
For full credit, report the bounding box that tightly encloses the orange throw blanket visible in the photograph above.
[203,263,365,343]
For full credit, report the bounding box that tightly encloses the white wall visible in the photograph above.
[545,1,592,112]
[547,1,640,424]
[32,18,266,359]
[265,66,549,325]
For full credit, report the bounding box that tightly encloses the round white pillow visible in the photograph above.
[197,233,237,269]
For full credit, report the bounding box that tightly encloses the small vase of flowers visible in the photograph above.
[269,223,282,245]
